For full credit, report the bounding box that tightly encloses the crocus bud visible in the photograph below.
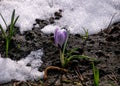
[54,28,67,48]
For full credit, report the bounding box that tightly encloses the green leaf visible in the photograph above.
[10,9,15,25]
[61,30,69,67]
[66,55,96,65]
[9,9,19,39]
[0,24,7,38]
[62,30,69,54]
[92,62,99,86]
[66,48,79,57]
[0,13,8,28]
[13,16,19,26]
[9,15,19,39]
[68,55,95,62]
[82,27,89,39]
[9,9,15,37]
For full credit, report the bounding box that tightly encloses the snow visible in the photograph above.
[41,25,60,34]
[0,49,44,84]
[0,0,60,32]
[0,0,120,84]
[0,0,120,34]
[54,0,120,34]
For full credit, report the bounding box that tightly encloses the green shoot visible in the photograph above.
[92,62,99,86]
[54,28,95,67]
[17,44,21,49]
[82,27,89,40]
[60,30,95,67]
[0,9,19,57]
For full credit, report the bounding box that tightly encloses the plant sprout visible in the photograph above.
[44,28,95,80]
[54,28,93,67]
[82,27,89,40]
[92,62,99,86]
[0,9,19,57]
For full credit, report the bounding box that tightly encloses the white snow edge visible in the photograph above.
[0,49,44,84]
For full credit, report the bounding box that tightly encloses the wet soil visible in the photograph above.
[0,10,120,86]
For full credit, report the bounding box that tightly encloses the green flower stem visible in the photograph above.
[60,50,65,67]
[5,38,10,57]
[60,30,69,67]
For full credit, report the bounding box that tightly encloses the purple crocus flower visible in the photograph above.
[54,28,67,48]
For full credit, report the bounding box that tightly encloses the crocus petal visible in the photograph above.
[62,29,67,42]
[56,32,65,47]
[54,28,67,48]
[54,28,59,46]
[54,28,59,41]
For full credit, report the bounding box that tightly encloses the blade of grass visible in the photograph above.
[9,16,19,38]
[13,16,19,26]
[10,9,15,25]
[0,24,7,38]
[92,62,99,86]
[9,9,15,38]
[82,27,88,39]
[0,13,8,28]
[67,55,96,62]
[66,48,79,57]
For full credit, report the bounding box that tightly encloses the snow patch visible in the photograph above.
[0,0,120,34]
[53,0,120,34]
[0,49,44,84]
[0,0,60,33]
[41,25,60,34]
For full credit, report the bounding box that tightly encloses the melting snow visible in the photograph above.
[0,0,120,34]
[0,49,44,84]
